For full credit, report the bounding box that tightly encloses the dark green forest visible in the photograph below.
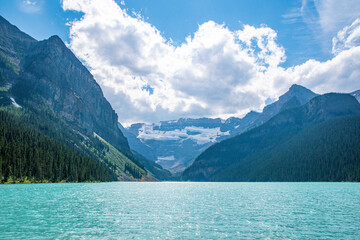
[0,109,114,183]
[0,92,148,183]
[213,115,360,181]
[0,78,148,182]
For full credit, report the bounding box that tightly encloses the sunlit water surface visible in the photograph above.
[0,182,359,239]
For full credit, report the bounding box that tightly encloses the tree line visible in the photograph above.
[0,109,114,183]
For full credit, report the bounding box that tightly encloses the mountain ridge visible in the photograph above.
[123,84,318,173]
[182,93,360,181]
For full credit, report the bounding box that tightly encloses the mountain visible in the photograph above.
[182,93,360,181]
[118,123,173,180]
[351,90,360,102]
[213,115,360,181]
[251,84,318,127]
[0,16,149,182]
[0,15,35,64]
[0,110,114,183]
[19,34,131,155]
[118,123,157,161]
[132,151,174,181]
[124,84,317,173]
[122,112,260,173]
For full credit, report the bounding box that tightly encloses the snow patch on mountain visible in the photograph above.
[351,90,360,103]
[10,97,21,108]
[156,155,175,164]
[137,125,230,145]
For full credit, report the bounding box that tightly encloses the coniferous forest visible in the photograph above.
[212,115,360,181]
[0,109,114,183]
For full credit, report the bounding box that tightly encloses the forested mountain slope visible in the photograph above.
[183,93,360,181]
[213,115,360,181]
[0,16,149,182]
[0,110,114,183]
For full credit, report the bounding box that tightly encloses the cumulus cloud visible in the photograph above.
[332,18,360,54]
[62,0,360,125]
[289,46,360,93]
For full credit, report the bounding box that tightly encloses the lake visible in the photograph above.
[0,182,359,239]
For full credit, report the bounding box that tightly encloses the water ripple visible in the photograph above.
[0,182,359,239]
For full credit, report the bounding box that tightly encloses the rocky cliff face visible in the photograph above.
[0,16,36,63]
[19,35,130,154]
[0,16,131,156]
[251,84,318,126]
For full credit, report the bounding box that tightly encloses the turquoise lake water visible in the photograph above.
[0,182,359,239]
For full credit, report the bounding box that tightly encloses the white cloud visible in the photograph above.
[62,0,360,125]
[313,0,360,34]
[19,0,43,14]
[332,18,360,54]
[25,0,36,6]
[286,46,360,93]
[301,0,360,52]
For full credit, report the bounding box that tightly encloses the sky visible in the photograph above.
[1,0,360,125]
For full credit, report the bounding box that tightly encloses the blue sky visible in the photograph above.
[1,0,360,124]
[0,0,327,67]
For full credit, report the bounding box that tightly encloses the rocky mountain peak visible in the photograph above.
[280,84,318,104]
[0,15,36,62]
[48,35,63,43]
[254,84,318,126]
[288,83,308,92]
[0,17,132,156]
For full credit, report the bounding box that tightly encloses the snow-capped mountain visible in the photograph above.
[120,112,260,173]
[121,84,318,173]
